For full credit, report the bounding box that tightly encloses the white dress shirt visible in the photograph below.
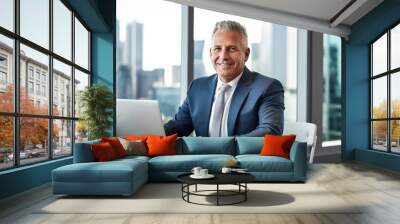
[208,72,243,136]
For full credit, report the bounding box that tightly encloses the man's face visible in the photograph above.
[210,31,250,83]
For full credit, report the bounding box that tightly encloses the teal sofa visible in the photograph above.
[52,137,307,196]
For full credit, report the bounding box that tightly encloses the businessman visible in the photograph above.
[164,20,284,137]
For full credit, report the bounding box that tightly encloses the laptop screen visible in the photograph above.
[116,99,166,136]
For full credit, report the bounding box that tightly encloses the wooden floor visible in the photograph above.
[1,162,400,224]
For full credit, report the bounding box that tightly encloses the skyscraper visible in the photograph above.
[137,68,164,99]
[126,21,143,99]
[117,65,132,99]
[171,65,181,84]
[194,40,206,79]
[323,35,342,141]
[116,20,125,68]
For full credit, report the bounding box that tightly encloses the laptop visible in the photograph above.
[116,99,166,136]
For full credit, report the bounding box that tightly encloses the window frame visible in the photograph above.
[369,20,400,154]
[0,0,92,171]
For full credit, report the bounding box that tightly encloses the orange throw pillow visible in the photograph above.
[101,137,127,158]
[146,134,177,157]
[124,135,148,141]
[260,134,296,159]
[91,142,117,161]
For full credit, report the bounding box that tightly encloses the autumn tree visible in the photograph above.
[372,100,387,140]
[391,100,400,143]
[372,99,400,144]
[0,84,60,151]
[76,119,87,142]
[0,85,14,149]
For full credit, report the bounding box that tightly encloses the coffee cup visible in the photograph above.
[191,167,202,176]
[199,169,208,176]
[221,167,232,173]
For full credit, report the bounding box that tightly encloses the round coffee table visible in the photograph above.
[177,172,255,206]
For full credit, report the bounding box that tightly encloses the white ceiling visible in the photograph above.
[225,0,353,23]
[167,0,384,38]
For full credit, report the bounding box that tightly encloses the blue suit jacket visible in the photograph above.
[164,67,285,137]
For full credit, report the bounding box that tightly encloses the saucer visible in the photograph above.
[232,170,249,174]
[190,174,215,179]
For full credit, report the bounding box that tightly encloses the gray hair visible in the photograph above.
[212,20,248,46]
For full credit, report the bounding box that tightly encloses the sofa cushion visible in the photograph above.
[148,154,235,172]
[178,137,235,155]
[115,155,150,163]
[52,158,147,183]
[235,137,263,155]
[236,155,293,172]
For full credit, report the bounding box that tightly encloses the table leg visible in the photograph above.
[187,184,190,202]
[181,184,183,199]
[217,184,219,206]
[245,183,247,201]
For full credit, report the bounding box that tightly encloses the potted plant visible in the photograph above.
[79,84,114,140]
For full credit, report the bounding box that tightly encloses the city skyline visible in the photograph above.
[116,0,342,142]
[116,18,302,122]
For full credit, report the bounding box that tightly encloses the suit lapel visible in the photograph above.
[200,75,217,136]
[227,68,252,136]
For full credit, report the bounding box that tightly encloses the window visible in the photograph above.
[75,18,89,70]
[391,25,400,69]
[74,69,89,119]
[53,0,72,60]
[20,44,49,115]
[116,0,181,121]
[116,2,308,124]
[73,70,89,143]
[41,85,46,97]
[0,52,9,91]
[193,8,304,121]
[35,70,40,81]
[0,0,91,170]
[0,54,7,67]
[370,23,400,153]
[19,117,49,165]
[28,67,34,80]
[53,59,72,117]
[20,0,49,49]
[0,116,13,170]
[54,89,58,104]
[0,71,6,85]
[0,35,14,113]
[0,53,7,89]
[28,81,34,94]
[0,0,14,32]
[35,83,41,95]
[322,34,342,146]
[53,119,72,158]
